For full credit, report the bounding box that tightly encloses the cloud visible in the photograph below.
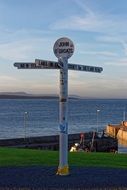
[73,0,95,17]
[0,75,18,82]
[51,0,127,34]
[52,14,126,34]
[104,58,127,66]
[0,28,58,62]
[0,40,34,61]
[97,35,122,44]
[74,77,127,98]
[51,15,102,32]
[0,74,59,94]
[0,75,23,91]
[80,50,117,57]
[96,34,127,61]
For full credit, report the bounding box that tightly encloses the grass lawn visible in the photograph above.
[0,147,127,168]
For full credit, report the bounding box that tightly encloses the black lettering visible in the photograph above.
[87,67,90,71]
[21,64,25,68]
[68,48,73,53]
[68,65,74,69]
[50,62,53,67]
[59,42,64,47]
[31,64,36,68]
[95,68,99,72]
[59,48,73,54]
[85,66,88,71]
[65,42,69,46]
[55,63,58,67]
[90,67,94,72]
[78,66,81,70]
[26,64,29,68]
[41,61,45,66]
[59,42,70,47]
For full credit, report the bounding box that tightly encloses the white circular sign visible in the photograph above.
[53,37,74,59]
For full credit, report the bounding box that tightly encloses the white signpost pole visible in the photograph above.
[58,57,68,175]
[53,37,74,175]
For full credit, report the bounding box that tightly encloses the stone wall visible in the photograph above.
[0,132,118,152]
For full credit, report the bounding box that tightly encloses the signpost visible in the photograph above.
[14,37,103,176]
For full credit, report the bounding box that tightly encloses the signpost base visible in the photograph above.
[56,166,69,176]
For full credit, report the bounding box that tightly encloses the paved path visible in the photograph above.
[0,166,127,189]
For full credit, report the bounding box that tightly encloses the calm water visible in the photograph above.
[0,98,127,140]
[0,98,127,152]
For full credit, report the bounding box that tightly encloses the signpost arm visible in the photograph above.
[57,57,69,175]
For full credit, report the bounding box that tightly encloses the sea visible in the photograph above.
[0,98,127,152]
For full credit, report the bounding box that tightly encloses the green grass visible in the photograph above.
[69,152,127,168]
[0,148,59,166]
[0,147,127,168]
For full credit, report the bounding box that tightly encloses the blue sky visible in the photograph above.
[0,0,127,98]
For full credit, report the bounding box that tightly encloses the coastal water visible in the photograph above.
[0,98,127,152]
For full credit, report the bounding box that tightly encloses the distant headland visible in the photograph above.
[0,92,81,99]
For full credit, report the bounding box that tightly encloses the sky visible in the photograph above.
[0,0,127,98]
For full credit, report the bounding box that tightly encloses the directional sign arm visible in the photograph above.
[68,63,103,73]
[14,60,60,69]
[35,59,60,69]
[14,62,35,69]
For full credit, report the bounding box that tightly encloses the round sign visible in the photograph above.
[53,37,74,59]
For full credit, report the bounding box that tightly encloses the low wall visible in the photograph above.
[0,132,118,152]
